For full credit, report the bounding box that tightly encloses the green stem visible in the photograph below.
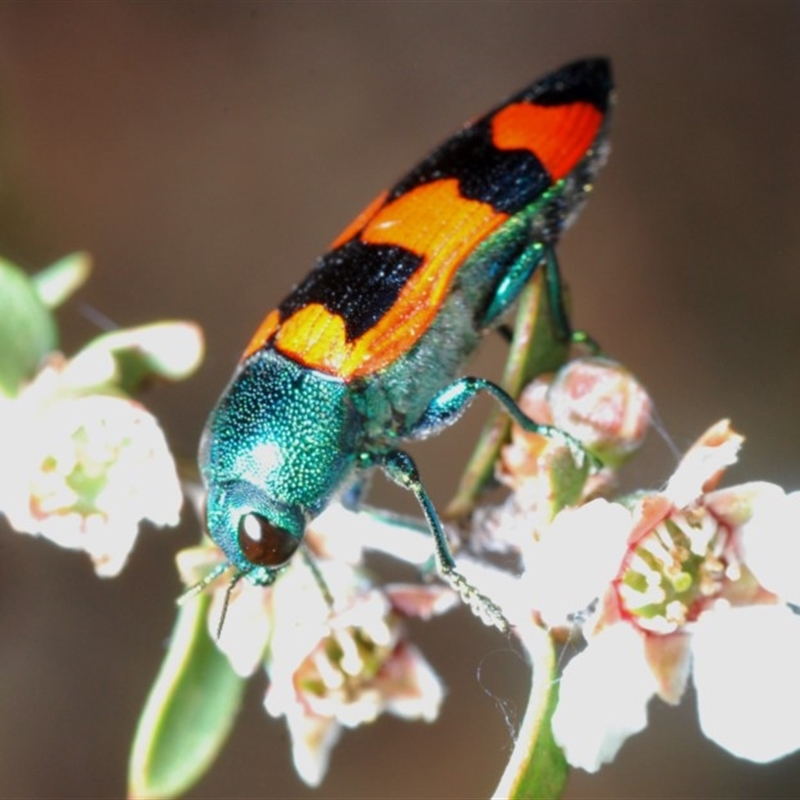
[492,621,568,800]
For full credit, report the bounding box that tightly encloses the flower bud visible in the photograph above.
[547,357,651,467]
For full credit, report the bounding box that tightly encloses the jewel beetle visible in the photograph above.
[198,58,613,630]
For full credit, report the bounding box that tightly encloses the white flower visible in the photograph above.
[0,358,182,576]
[737,486,800,605]
[176,502,459,787]
[545,421,800,770]
[262,559,449,786]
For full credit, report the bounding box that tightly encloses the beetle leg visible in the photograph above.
[411,376,594,470]
[481,240,546,327]
[376,448,510,632]
[540,245,573,342]
[483,243,600,353]
[541,246,602,353]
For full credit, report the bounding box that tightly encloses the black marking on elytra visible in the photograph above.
[279,240,423,341]
[515,58,611,112]
[389,121,550,216]
[387,59,610,215]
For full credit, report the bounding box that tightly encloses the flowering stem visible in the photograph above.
[492,620,568,800]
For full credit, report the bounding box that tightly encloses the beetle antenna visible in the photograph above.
[215,571,246,640]
[301,546,335,610]
[177,562,246,641]
[177,561,233,606]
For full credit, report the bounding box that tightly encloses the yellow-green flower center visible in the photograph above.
[35,422,130,517]
[617,508,728,634]
[301,622,394,701]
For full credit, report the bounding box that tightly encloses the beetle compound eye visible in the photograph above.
[237,512,300,568]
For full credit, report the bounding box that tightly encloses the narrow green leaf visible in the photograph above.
[0,257,57,395]
[493,624,569,800]
[32,251,92,309]
[128,594,246,800]
[72,321,204,394]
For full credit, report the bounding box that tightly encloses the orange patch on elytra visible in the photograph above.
[491,102,603,181]
[274,303,350,373]
[241,309,280,361]
[359,178,502,254]
[344,179,507,377]
[273,179,509,379]
[329,190,389,251]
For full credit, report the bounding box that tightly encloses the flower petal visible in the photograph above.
[692,604,800,762]
[208,581,272,678]
[525,499,631,625]
[384,583,459,620]
[642,631,692,705]
[377,642,444,722]
[665,420,742,508]
[552,623,657,771]
[737,487,800,604]
[705,480,782,530]
[285,708,341,788]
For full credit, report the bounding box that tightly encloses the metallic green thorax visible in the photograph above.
[199,351,358,581]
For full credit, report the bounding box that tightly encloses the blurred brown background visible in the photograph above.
[0,3,797,798]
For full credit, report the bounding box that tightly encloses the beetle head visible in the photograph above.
[204,478,307,583]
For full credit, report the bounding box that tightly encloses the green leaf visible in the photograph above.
[492,624,569,800]
[32,251,92,309]
[0,257,58,395]
[71,321,204,394]
[128,594,246,800]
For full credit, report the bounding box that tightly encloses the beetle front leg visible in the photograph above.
[375,449,510,632]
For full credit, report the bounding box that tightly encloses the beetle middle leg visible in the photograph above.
[540,246,600,353]
[490,245,600,353]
